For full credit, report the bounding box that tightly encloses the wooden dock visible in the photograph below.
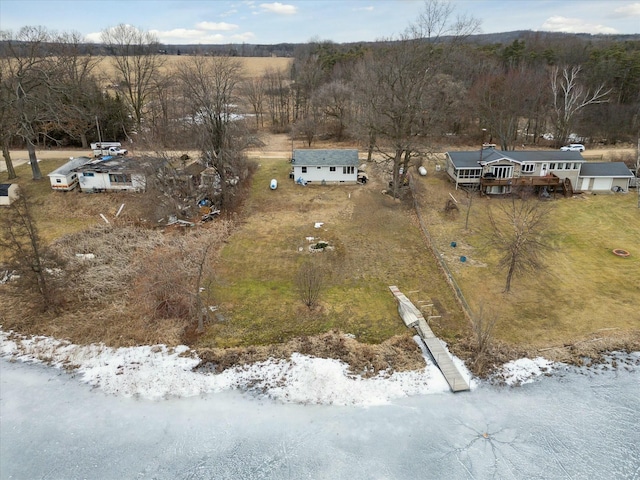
[389,286,470,393]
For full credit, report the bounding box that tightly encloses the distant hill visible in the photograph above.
[2,31,638,58]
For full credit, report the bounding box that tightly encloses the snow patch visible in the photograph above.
[1,330,457,405]
[499,357,555,385]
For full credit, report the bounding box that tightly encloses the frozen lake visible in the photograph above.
[2,356,639,479]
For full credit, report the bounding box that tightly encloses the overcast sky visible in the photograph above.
[1,0,639,44]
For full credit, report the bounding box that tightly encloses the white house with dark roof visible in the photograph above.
[291,149,359,184]
[446,148,633,195]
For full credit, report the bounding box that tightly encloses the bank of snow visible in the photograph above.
[2,330,587,405]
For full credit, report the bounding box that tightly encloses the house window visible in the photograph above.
[457,169,482,179]
[549,163,556,169]
[491,165,513,179]
[522,163,535,174]
[301,167,307,173]
[56,178,62,183]
[343,166,355,174]
[83,172,95,177]
[109,173,132,184]
[329,167,336,172]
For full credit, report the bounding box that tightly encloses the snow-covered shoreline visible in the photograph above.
[3,330,635,406]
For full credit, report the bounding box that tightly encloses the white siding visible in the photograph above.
[292,165,357,183]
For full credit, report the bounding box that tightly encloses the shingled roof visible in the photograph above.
[292,149,359,167]
[447,149,585,168]
[579,162,634,177]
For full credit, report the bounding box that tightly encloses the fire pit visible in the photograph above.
[612,249,630,257]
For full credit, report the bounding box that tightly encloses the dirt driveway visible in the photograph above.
[2,136,636,173]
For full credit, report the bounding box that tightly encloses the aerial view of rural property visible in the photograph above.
[1,0,639,477]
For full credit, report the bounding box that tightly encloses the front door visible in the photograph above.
[541,163,548,176]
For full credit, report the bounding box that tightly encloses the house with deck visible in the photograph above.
[74,156,146,193]
[291,149,359,184]
[446,148,633,195]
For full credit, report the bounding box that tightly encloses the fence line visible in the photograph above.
[408,175,473,322]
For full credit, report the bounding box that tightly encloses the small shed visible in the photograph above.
[291,149,359,184]
[0,183,19,206]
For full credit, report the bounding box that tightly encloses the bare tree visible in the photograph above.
[469,304,499,372]
[263,67,292,131]
[295,259,325,309]
[293,115,320,147]
[550,65,611,146]
[472,67,546,150]
[412,0,481,41]
[352,0,479,198]
[177,55,248,209]
[486,192,552,293]
[313,80,353,141]
[238,76,266,130]
[0,27,57,180]
[0,64,18,179]
[101,24,166,134]
[49,31,102,148]
[0,190,63,310]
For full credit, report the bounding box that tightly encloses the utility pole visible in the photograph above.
[96,116,103,145]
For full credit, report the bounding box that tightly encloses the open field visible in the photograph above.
[93,55,293,84]
[2,135,639,372]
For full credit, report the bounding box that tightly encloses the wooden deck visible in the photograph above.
[389,286,470,393]
[480,174,561,188]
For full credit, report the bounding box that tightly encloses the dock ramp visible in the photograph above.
[389,286,470,393]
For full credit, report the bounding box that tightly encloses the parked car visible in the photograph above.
[560,143,585,152]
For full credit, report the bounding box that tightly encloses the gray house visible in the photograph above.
[291,149,359,184]
[445,148,631,194]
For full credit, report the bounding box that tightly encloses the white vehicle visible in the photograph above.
[560,143,585,152]
[93,146,128,157]
[90,141,121,150]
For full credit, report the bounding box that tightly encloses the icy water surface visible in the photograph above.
[1,358,639,479]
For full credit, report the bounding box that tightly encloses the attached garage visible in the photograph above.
[578,162,634,193]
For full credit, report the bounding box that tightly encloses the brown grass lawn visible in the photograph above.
[2,140,638,372]
[412,155,640,357]
[198,156,468,350]
[0,158,152,245]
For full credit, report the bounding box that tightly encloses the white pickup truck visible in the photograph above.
[93,145,128,157]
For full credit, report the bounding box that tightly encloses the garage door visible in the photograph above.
[592,178,612,191]
[580,177,591,190]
